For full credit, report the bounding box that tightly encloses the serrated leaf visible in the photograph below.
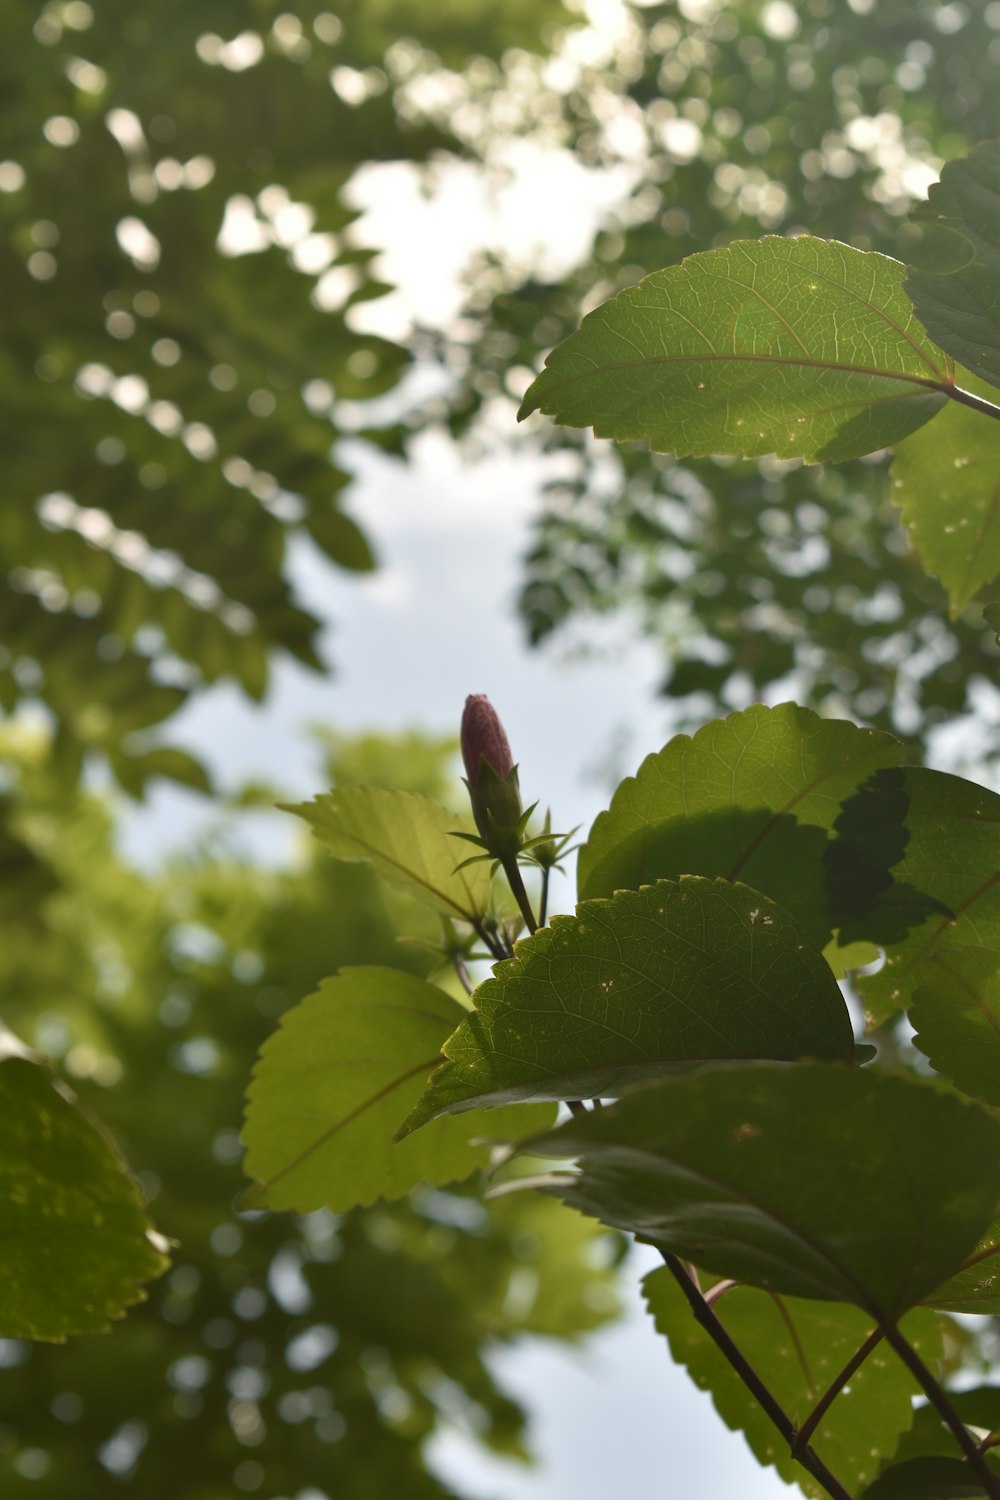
[577,703,900,949]
[522,1062,1000,1317]
[645,1267,940,1498]
[519,237,951,463]
[906,141,1000,394]
[922,1216,1000,1315]
[285,785,493,924]
[891,370,1000,615]
[849,769,1000,1023]
[910,948,1000,1107]
[242,968,553,1213]
[0,1045,169,1341]
[402,879,854,1131]
[862,1456,996,1499]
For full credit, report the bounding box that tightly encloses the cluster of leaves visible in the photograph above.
[446,0,1000,749]
[0,0,567,792]
[248,696,1000,1499]
[0,730,620,1496]
[234,140,1000,1498]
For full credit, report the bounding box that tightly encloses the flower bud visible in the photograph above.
[460,694,522,854]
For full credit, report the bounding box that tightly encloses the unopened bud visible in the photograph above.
[461,694,513,786]
[460,694,522,853]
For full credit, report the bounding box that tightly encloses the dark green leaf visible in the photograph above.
[862,1457,995,1499]
[577,702,900,949]
[402,879,854,1131]
[305,504,377,572]
[891,370,1000,615]
[906,141,1000,394]
[242,968,553,1213]
[987,600,1000,642]
[0,1041,168,1341]
[910,947,1000,1107]
[645,1267,941,1498]
[519,237,951,462]
[284,785,494,924]
[522,1062,1000,1316]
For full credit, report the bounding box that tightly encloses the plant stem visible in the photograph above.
[942,383,1000,424]
[656,1251,854,1500]
[472,919,506,962]
[792,1327,883,1458]
[500,854,538,934]
[539,864,551,927]
[452,957,474,995]
[879,1320,1000,1498]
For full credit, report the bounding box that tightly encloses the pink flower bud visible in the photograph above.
[461,694,514,787]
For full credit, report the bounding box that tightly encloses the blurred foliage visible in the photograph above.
[0,0,567,792]
[402,0,1000,754]
[0,726,620,1496]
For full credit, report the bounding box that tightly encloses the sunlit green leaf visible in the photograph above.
[577,703,900,949]
[285,785,493,924]
[402,879,853,1131]
[645,1267,941,1498]
[522,1063,1000,1316]
[242,968,553,1213]
[0,1043,168,1341]
[906,141,1000,394]
[520,237,951,462]
[891,370,1000,615]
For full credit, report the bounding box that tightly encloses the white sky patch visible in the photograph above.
[343,147,636,341]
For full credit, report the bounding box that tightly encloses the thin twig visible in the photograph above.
[656,1251,854,1500]
[452,957,474,996]
[703,1279,739,1308]
[472,919,506,962]
[880,1320,1000,1498]
[792,1326,883,1457]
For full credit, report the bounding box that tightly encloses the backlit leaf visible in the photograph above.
[862,1456,996,1499]
[519,237,951,462]
[891,370,1000,615]
[0,1042,168,1341]
[921,1216,1000,1315]
[906,141,1000,393]
[522,1063,1000,1316]
[645,1268,941,1498]
[577,703,899,949]
[242,968,553,1213]
[849,769,1000,1023]
[285,785,493,924]
[401,879,854,1131]
[910,947,1000,1107]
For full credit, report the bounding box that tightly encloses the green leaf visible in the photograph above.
[402,879,854,1130]
[285,785,493,924]
[891,1389,1000,1468]
[891,370,1000,615]
[921,1216,1000,1315]
[910,948,1000,1107]
[862,1457,996,1499]
[519,237,951,463]
[0,1042,169,1341]
[986,599,1000,642]
[645,1267,941,1498]
[305,504,377,572]
[577,703,900,949]
[242,968,553,1213]
[522,1062,1000,1317]
[850,769,1000,1023]
[906,141,1000,394]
